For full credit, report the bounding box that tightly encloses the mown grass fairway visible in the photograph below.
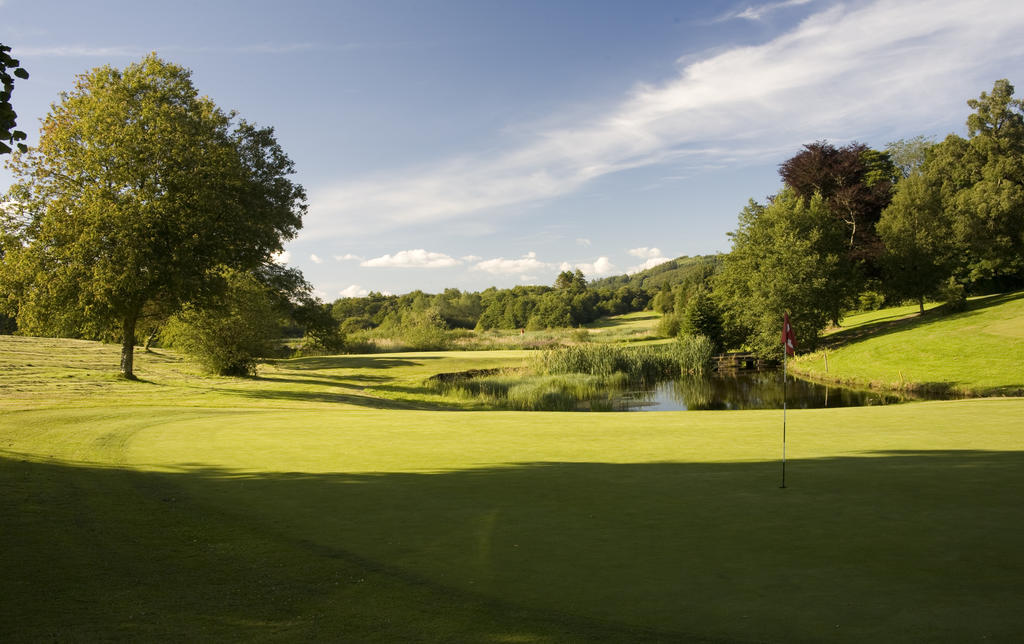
[2,334,1024,641]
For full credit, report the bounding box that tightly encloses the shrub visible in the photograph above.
[162,271,284,376]
[858,290,886,311]
[658,313,682,338]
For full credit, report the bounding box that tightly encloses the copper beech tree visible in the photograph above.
[0,54,305,378]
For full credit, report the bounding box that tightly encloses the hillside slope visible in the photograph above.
[791,291,1024,396]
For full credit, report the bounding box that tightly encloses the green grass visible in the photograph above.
[2,332,1024,641]
[793,291,1024,395]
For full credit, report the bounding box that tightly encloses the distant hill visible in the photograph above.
[588,254,721,293]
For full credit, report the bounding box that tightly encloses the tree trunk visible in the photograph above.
[143,328,158,352]
[120,314,138,380]
[918,296,925,315]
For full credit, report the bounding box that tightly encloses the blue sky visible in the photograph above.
[4,0,1024,299]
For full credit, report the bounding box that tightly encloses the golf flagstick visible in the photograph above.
[780,312,796,489]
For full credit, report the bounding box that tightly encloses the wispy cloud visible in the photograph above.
[306,0,1024,240]
[576,238,592,247]
[718,0,815,22]
[310,253,323,264]
[361,249,461,268]
[334,253,363,261]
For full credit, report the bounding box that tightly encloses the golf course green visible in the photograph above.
[2,296,1023,641]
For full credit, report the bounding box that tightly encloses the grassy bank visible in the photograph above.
[792,291,1024,396]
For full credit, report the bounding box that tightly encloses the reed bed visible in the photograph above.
[429,336,715,411]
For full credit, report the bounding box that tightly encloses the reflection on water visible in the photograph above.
[610,371,906,411]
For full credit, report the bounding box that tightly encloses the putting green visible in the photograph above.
[5,399,1023,641]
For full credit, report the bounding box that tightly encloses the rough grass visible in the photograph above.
[2,333,1024,641]
[793,291,1024,395]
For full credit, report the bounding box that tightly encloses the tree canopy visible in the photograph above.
[879,79,1024,298]
[0,43,29,154]
[0,54,306,377]
[713,190,848,357]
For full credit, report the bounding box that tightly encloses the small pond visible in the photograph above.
[599,371,908,411]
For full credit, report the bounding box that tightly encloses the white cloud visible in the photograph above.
[627,256,673,274]
[310,253,323,264]
[272,250,291,265]
[360,249,461,268]
[628,247,664,259]
[722,0,815,22]
[575,256,617,277]
[305,0,1024,240]
[339,285,369,298]
[474,251,549,275]
[576,238,592,247]
[461,254,482,262]
[334,253,362,261]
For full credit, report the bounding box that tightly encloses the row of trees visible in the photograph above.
[329,271,654,342]
[712,80,1024,356]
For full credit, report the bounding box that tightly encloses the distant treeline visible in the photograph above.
[329,256,720,335]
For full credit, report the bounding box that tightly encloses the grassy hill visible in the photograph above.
[1,329,1023,641]
[588,254,719,292]
[793,291,1024,396]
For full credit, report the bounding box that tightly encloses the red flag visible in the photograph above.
[781,312,796,356]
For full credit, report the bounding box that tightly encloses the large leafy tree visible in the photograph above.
[713,190,848,357]
[779,140,896,267]
[882,80,1024,296]
[877,172,951,312]
[0,55,305,377]
[938,79,1024,289]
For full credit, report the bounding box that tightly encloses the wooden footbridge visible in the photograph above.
[713,352,777,372]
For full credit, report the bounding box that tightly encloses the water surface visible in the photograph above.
[610,371,905,411]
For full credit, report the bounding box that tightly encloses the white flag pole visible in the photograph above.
[781,342,787,489]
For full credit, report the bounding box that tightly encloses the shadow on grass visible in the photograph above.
[3,449,1024,642]
[274,355,442,371]
[824,290,1024,350]
[225,386,433,409]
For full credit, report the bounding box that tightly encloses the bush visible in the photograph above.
[162,271,284,376]
[658,313,682,338]
[857,290,886,311]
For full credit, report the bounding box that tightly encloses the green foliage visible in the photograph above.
[885,135,935,179]
[856,290,886,311]
[657,312,681,338]
[533,343,679,384]
[877,171,951,310]
[714,190,849,357]
[0,54,305,378]
[0,43,29,154]
[161,270,285,376]
[679,289,724,350]
[674,334,715,376]
[897,80,1024,294]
